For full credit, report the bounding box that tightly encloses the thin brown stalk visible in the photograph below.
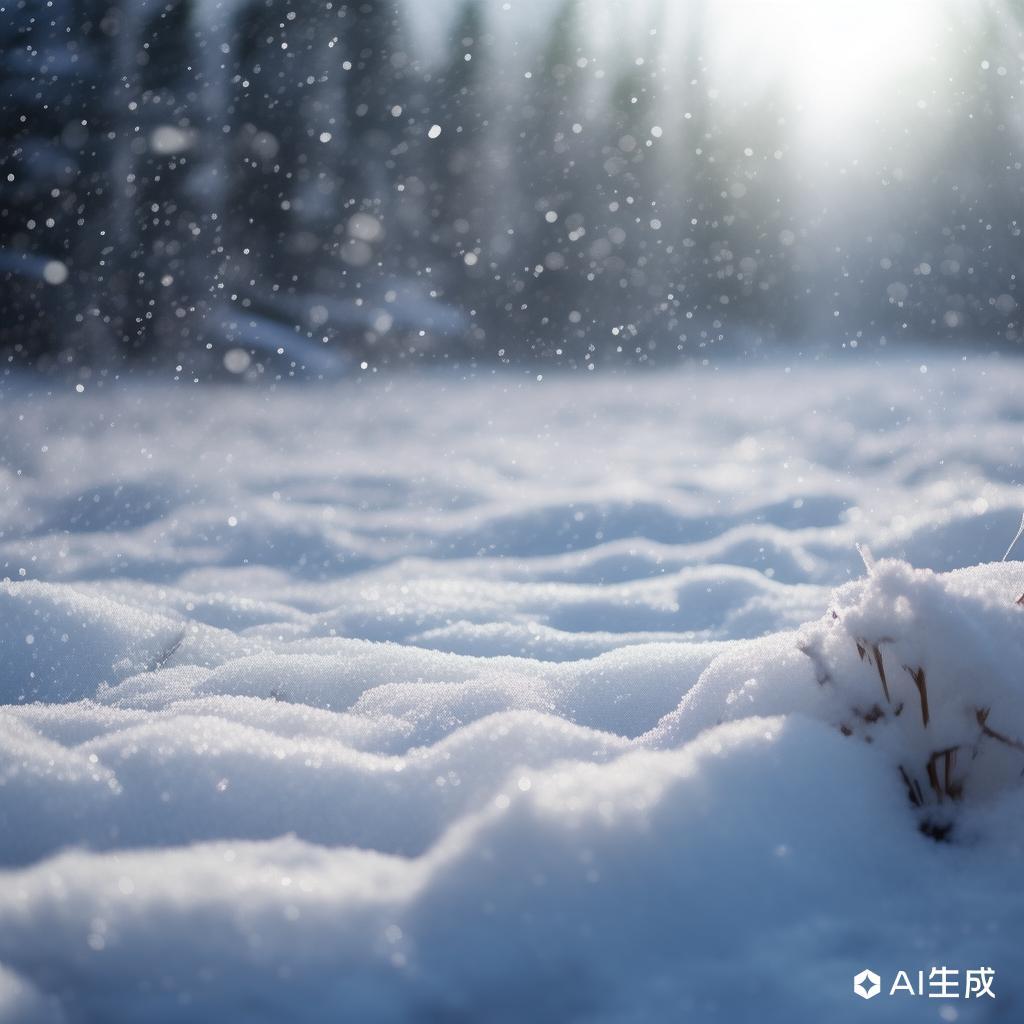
[976,707,1024,753]
[905,665,930,727]
[926,756,943,803]
[871,644,891,703]
[943,748,962,800]
[926,747,961,803]
[898,765,921,807]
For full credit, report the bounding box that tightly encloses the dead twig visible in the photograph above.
[925,747,962,803]
[926,756,943,803]
[855,638,895,704]
[976,707,1024,753]
[905,665,930,727]
[943,748,961,799]
[872,644,891,704]
[898,765,921,807]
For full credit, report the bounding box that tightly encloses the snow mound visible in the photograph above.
[647,558,1024,825]
[0,718,943,1023]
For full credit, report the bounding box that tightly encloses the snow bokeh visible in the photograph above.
[2,355,1024,1022]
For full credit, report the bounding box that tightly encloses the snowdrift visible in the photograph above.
[1,358,1023,1022]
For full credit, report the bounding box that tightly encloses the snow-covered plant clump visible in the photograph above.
[646,556,1024,839]
[799,559,1024,834]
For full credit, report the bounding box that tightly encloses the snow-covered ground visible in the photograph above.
[2,353,1023,1023]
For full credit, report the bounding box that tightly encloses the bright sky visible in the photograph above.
[710,1,955,145]
[407,0,992,156]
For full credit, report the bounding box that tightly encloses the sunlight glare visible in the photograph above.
[716,1,948,140]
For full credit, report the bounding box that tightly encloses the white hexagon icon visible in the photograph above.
[853,969,881,1000]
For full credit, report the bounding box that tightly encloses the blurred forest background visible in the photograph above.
[2,0,1023,375]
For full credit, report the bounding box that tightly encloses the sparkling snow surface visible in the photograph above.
[2,355,1024,1023]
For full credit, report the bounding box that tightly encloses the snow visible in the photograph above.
[1,355,1023,1022]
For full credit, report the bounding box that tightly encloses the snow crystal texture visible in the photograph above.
[2,356,1024,1023]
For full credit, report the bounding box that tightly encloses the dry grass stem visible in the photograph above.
[904,665,930,727]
